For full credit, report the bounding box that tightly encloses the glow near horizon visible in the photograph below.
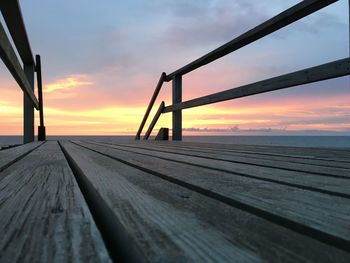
[0,0,349,136]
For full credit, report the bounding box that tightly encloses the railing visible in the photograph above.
[0,1,45,143]
[136,0,350,141]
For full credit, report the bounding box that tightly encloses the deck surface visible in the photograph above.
[0,139,349,262]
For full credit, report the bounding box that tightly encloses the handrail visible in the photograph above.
[143,101,165,140]
[165,0,337,80]
[0,1,35,64]
[138,0,348,140]
[164,58,350,112]
[0,22,39,109]
[0,1,44,143]
[135,72,166,139]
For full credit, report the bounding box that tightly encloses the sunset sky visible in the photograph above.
[0,0,349,136]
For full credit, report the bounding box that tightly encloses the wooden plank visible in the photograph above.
[164,58,350,112]
[60,141,350,262]
[0,141,111,262]
[166,0,338,79]
[89,141,350,196]
[75,140,350,251]
[109,141,350,177]
[0,141,43,172]
[166,141,350,160]
[0,0,35,64]
[133,140,350,168]
[141,141,350,168]
[0,22,39,109]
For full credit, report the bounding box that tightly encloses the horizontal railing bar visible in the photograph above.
[0,22,39,109]
[163,58,350,112]
[165,0,338,80]
[135,72,166,140]
[143,101,165,140]
[0,1,35,65]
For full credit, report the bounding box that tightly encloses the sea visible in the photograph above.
[1,135,350,149]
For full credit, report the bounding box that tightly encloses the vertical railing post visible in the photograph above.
[36,54,46,141]
[172,75,182,140]
[23,63,35,143]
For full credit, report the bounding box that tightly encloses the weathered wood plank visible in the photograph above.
[75,140,350,251]
[165,141,350,160]
[0,141,111,263]
[0,141,43,172]
[140,140,350,168]
[104,141,350,178]
[60,141,350,262]
[89,141,350,197]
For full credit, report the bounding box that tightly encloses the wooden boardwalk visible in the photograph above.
[0,140,349,262]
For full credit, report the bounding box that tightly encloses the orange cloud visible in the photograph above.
[44,75,93,93]
[1,68,349,136]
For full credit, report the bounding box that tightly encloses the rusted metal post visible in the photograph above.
[36,54,46,141]
[23,63,34,143]
[172,75,182,140]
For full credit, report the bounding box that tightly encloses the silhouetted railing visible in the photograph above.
[0,1,45,143]
[136,0,350,141]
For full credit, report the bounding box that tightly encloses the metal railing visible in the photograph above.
[0,1,45,143]
[136,0,350,141]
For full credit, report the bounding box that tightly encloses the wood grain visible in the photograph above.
[75,140,350,250]
[103,141,350,178]
[0,141,111,263]
[61,141,350,262]
[0,142,43,172]
[133,141,350,170]
[156,141,350,161]
[90,141,350,197]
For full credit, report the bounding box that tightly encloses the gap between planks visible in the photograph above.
[86,141,350,199]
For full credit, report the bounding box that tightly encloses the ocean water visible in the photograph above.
[1,135,349,149]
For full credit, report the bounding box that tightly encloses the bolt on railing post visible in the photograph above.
[23,63,35,143]
[172,75,182,140]
[36,54,46,141]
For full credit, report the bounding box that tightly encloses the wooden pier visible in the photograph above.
[1,1,350,261]
[0,139,349,262]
